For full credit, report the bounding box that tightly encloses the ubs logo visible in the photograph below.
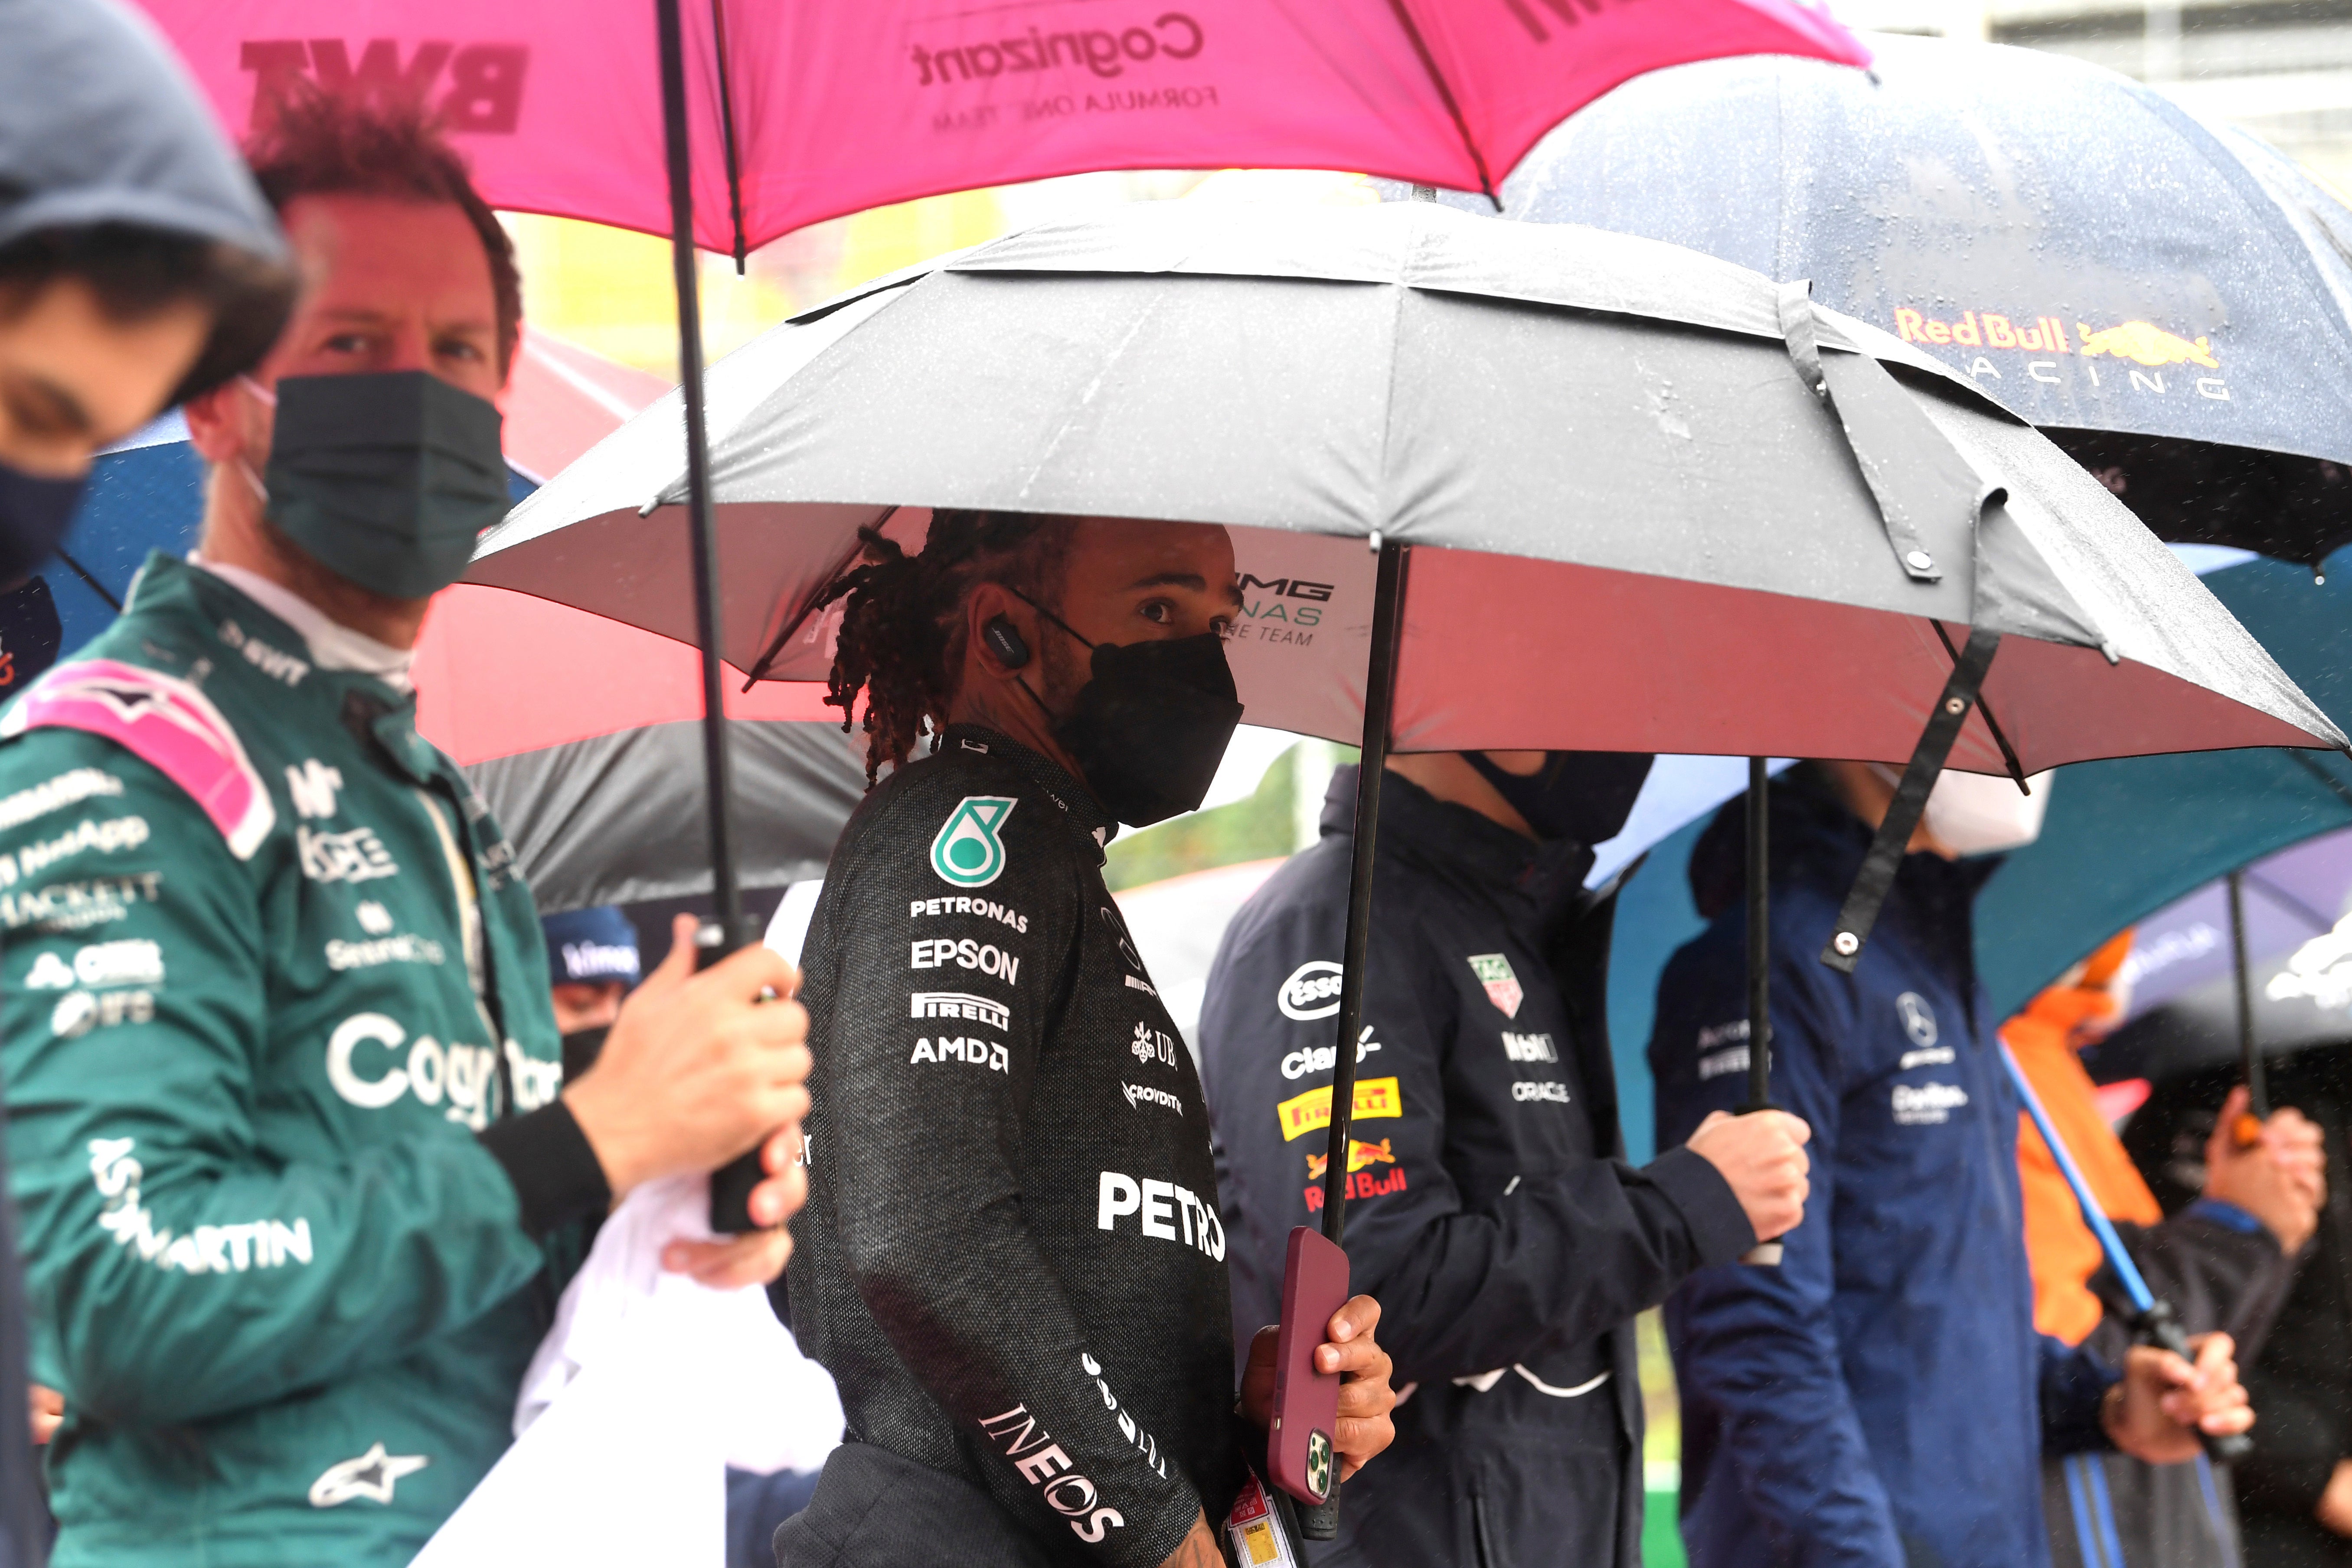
[239,40,529,134]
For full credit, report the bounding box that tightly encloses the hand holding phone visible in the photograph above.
[1268,1226,1350,1506]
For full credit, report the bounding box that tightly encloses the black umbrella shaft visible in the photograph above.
[656,0,746,955]
[2228,871,2267,1120]
[1320,540,1408,1247]
[1745,758,1771,1114]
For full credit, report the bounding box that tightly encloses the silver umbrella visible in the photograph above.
[469,198,2342,1289]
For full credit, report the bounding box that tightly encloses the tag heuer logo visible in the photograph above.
[931,797,1016,888]
[1468,954,1523,1019]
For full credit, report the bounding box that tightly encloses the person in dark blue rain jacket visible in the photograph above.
[1650,761,2257,1568]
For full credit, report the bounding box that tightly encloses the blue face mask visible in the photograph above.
[0,460,87,588]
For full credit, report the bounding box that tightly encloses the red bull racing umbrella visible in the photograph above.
[1434,33,2352,571]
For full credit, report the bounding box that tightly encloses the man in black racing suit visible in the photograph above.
[780,511,1397,1568]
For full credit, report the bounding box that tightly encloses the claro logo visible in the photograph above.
[1278,960,1344,1021]
[910,13,1202,85]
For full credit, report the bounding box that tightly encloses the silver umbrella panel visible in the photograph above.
[471,196,2343,1287]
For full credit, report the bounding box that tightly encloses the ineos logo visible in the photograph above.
[1278,960,1344,1021]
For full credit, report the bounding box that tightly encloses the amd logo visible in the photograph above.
[239,39,529,134]
[1237,575,1333,603]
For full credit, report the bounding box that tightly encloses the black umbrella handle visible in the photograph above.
[2131,1299,2254,1465]
[697,920,779,1233]
[1741,758,1782,1267]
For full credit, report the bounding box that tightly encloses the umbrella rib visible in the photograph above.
[2241,867,2339,936]
[1379,0,1499,208]
[1931,618,2028,792]
[709,0,750,273]
[52,547,122,613]
[2287,748,2352,811]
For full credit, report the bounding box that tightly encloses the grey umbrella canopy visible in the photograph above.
[473,199,2340,775]
[1411,35,2352,569]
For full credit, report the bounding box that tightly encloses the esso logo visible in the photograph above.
[1278,960,1345,1021]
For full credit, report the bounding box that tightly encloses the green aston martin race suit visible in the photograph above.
[0,554,605,1566]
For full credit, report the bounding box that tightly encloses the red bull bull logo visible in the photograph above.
[2075,320,2218,369]
[1303,1137,1406,1210]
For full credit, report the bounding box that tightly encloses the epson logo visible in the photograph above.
[1278,960,1344,1021]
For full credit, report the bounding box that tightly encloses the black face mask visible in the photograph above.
[1462,751,1656,845]
[560,1026,610,1085]
[1008,591,1245,828]
[261,370,509,600]
[0,461,86,589]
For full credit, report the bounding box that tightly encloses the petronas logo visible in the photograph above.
[931,797,1016,888]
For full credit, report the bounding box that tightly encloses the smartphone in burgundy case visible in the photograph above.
[1268,1225,1349,1505]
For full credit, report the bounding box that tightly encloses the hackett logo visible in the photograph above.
[910,13,1204,85]
[239,39,529,134]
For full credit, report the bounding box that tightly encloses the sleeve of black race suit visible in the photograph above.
[819,783,1205,1567]
[1279,907,1740,1382]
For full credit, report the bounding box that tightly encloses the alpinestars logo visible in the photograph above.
[1468,954,1523,1019]
[932,797,1016,888]
[308,1442,429,1507]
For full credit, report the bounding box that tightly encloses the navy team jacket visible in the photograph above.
[1650,775,2118,1568]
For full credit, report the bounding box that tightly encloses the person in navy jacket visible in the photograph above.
[1650,761,2254,1568]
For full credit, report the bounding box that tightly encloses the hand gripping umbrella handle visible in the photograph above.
[2000,1045,2251,1464]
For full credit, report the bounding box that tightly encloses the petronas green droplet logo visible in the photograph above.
[931,796,1016,888]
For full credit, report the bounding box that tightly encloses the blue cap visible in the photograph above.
[542,906,640,990]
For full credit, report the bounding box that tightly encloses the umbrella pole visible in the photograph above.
[1741,758,1782,1266]
[2001,1042,2252,1464]
[1295,536,1406,1544]
[2228,870,2270,1144]
[655,0,746,954]
[1319,538,1408,1243]
[657,0,761,1231]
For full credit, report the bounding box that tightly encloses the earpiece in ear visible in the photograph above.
[983,616,1031,670]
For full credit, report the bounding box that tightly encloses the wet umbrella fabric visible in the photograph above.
[1432,35,2352,568]
[131,0,1865,261]
[2081,825,2352,1089]
[474,199,2340,774]
[1976,546,2352,1016]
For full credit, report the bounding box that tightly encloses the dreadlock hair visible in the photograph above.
[817,509,1078,786]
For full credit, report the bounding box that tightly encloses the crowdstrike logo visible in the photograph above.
[909,14,1203,85]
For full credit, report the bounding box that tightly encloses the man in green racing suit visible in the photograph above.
[0,91,811,1566]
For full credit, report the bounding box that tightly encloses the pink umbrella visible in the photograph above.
[135,0,1866,260]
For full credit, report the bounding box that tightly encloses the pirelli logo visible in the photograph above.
[1276,1076,1403,1142]
[911,991,1011,1031]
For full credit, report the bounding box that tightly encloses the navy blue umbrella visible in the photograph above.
[1404,34,2352,568]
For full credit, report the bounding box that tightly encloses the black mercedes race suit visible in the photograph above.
[1200,768,1754,1568]
[782,727,1243,1568]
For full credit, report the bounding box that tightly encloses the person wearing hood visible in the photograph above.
[1651,763,2257,1568]
[2007,934,2323,1568]
[1198,750,1812,1567]
[0,87,813,1567]
[0,0,294,595]
[0,6,294,1563]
